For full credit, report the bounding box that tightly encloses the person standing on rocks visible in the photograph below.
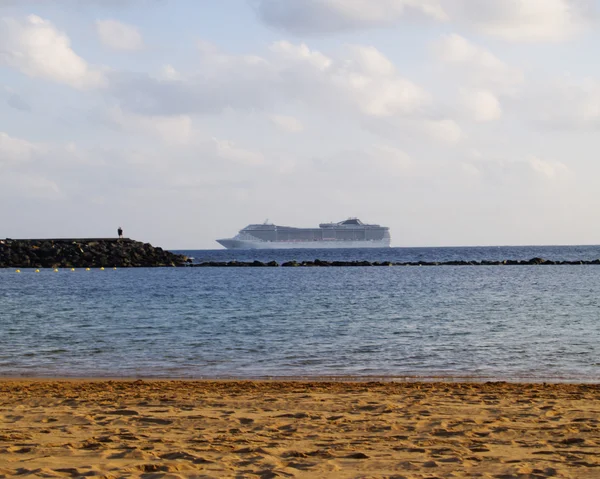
[118,226,123,239]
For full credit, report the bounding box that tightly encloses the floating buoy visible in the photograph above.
[35,269,40,273]
[100,267,105,271]
[71,268,75,272]
[113,267,117,270]
[85,268,90,271]
[54,269,59,272]
[15,269,21,273]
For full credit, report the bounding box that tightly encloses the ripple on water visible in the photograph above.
[1,253,600,380]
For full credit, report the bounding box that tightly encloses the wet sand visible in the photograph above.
[1,380,599,478]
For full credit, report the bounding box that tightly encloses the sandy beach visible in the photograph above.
[0,380,599,478]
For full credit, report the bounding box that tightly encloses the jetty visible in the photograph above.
[2,239,599,269]
[0,238,190,268]
[187,258,600,267]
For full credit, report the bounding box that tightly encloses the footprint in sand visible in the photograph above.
[136,417,174,425]
[110,409,140,416]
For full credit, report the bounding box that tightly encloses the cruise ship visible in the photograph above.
[216,218,391,249]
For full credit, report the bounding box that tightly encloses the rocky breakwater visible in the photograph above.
[188,257,600,267]
[0,238,191,268]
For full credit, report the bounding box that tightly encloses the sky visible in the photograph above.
[1,0,600,249]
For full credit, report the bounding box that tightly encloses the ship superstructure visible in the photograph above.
[216,218,391,249]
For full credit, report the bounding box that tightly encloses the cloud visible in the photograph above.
[0,131,91,200]
[0,128,269,209]
[528,155,569,178]
[213,139,266,166]
[254,0,595,42]
[465,151,571,183]
[273,42,432,117]
[110,41,431,120]
[530,77,600,130]
[96,19,143,51]
[433,34,521,123]
[433,34,523,90]
[0,131,38,165]
[308,144,415,188]
[269,40,332,70]
[454,0,595,42]
[159,64,181,81]
[369,144,413,171]
[365,114,464,145]
[422,118,464,143]
[254,0,447,35]
[4,88,31,112]
[0,0,159,7]
[109,39,453,146]
[109,43,276,116]
[0,172,62,199]
[270,114,304,132]
[106,106,192,144]
[0,15,106,89]
[461,89,502,122]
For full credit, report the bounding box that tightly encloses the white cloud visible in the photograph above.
[462,89,502,122]
[0,132,94,200]
[107,106,192,144]
[530,77,600,130]
[422,119,464,143]
[528,155,570,178]
[0,15,106,89]
[270,41,332,70]
[0,172,62,199]
[362,116,464,146]
[464,151,571,183]
[213,139,266,166]
[370,144,413,171]
[270,114,304,133]
[0,131,38,165]
[255,0,594,42]
[160,64,181,81]
[111,41,431,120]
[434,34,523,90]
[454,0,594,42]
[434,34,520,122]
[309,144,415,185]
[254,0,447,34]
[109,43,277,116]
[272,42,431,117]
[0,0,152,7]
[96,19,143,51]
[342,45,431,116]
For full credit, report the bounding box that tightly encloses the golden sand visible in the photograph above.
[0,380,599,478]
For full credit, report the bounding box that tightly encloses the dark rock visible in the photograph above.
[0,238,188,268]
[314,259,331,266]
[526,257,547,265]
[281,261,299,267]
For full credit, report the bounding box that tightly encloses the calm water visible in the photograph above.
[1,246,600,382]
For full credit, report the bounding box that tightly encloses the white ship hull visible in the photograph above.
[217,218,391,249]
[216,239,391,249]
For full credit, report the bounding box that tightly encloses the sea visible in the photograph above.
[1,245,600,383]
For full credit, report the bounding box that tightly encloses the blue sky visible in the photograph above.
[1,0,600,248]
